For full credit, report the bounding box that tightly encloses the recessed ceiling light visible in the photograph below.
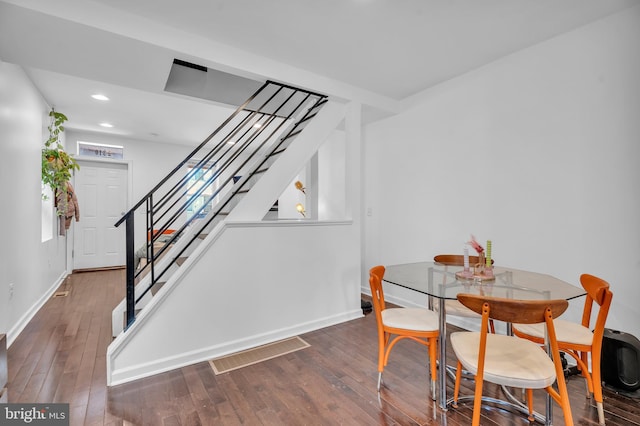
[91,94,109,101]
[99,122,114,128]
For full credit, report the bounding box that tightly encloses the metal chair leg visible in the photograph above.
[584,377,591,398]
[597,401,605,425]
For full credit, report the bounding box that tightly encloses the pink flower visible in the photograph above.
[468,234,484,254]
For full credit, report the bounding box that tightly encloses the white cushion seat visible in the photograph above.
[382,308,439,331]
[451,332,556,389]
[444,299,482,318]
[513,320,593,346]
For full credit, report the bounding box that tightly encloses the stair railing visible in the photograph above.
[115,81,327,328]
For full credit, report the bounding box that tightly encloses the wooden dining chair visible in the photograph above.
[450,294,574,426]
[513,273,612,425]
[369,266,439,398]
[433,254,495,333]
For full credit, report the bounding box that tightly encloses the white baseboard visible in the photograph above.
[107,308,363,386]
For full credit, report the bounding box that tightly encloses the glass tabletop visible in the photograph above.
[383,261,586,301]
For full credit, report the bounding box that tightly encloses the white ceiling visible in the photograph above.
[1,0,638,146]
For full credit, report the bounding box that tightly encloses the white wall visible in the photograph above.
[318,131,347,220]
[276,130,347,221]
[364,7,640,338]
[0,61,68,344]
[108,221,361,385]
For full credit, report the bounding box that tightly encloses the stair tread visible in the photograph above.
[285,129,303,139]
[150,281,166,296]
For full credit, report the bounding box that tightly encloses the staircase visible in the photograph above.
[111,81,335,337]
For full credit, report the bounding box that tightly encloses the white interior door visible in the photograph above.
[73,160,128,270]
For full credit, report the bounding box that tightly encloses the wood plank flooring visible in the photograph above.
[6,269,640,425]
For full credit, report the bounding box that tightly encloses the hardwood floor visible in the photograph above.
[6,269,640,425]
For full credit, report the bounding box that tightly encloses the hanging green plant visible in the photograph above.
[41,109,80,200]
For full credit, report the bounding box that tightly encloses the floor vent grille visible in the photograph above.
[209,336,309,375]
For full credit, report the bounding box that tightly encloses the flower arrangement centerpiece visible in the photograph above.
[457,234,495,281]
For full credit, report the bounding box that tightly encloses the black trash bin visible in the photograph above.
[601,328,640,394]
